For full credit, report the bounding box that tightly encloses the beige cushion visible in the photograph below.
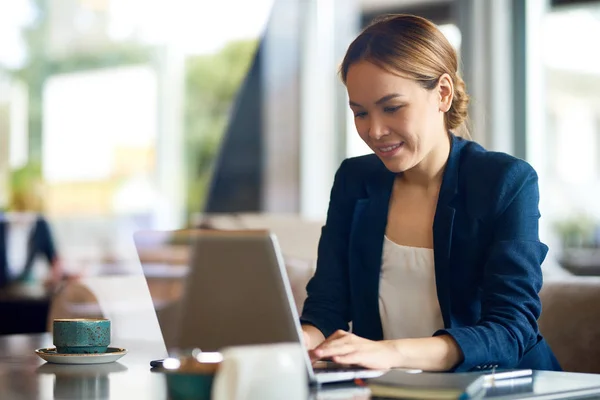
[198,213,324,261]
[283,256,316,313]
[47,280,101,332]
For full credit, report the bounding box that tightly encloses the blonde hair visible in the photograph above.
[340,14,470,138]
[8,189,42,212]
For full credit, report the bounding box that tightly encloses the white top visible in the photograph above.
[3,212,37,279]
[378,235,444,340]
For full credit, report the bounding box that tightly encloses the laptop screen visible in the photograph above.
[133,229,305,352]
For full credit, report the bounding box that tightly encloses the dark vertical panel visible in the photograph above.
[203,45,263,213]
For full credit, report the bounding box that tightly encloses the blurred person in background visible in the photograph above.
[300,14,561,373]
[0,172,64,290]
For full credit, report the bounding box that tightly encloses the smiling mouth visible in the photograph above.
[378,143,403,153]
[380,144,400,152]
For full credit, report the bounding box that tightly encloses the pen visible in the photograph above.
[484,369,533,386]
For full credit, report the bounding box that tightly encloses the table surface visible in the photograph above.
[0,282,53,301]
[2,333,600,400]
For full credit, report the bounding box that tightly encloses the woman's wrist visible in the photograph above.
[301,324,325,350]
[387,335,463,371]
[438,334,463,370]
[388,339,408,368]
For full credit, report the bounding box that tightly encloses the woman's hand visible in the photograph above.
[309,330,402,370]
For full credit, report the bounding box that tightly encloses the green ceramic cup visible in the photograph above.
[162,354,220,400]
[53,319,111,354]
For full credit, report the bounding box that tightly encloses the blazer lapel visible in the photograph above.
[433,134,464,328]
[349,165,395,340]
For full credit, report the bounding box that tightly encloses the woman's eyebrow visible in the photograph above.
[349,93,406,107]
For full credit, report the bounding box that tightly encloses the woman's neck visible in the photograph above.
[401,133,451,190]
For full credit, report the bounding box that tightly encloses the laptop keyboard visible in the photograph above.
[313,361,366,373]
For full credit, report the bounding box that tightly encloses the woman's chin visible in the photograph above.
[379,157,412,174]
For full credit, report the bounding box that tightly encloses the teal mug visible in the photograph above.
[162,354,221,400]
[53,319,111,354]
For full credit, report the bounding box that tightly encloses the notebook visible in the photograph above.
[367,369,486,400]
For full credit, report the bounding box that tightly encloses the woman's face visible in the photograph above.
[346,60,450,173]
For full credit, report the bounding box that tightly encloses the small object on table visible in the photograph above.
[158,351,222,400]
[482,369,534,398]
[483,368,532,387]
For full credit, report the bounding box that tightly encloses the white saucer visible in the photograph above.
[35,347,127,365]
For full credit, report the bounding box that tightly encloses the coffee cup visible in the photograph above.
[212,343,307,400]
[53,318,111,354]
[162,352,222,400]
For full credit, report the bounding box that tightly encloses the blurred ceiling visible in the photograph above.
[359,0,451,12]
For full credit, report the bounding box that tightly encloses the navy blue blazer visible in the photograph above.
[300,135,561,372]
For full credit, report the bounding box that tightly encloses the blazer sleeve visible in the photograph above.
[434,161,548,372]
[300,160,354,338]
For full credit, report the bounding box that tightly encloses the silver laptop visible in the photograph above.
[134,229,385,384]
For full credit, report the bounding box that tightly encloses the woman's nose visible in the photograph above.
[368,118,389,140]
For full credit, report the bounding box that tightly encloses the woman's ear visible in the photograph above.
[437,73,454,113]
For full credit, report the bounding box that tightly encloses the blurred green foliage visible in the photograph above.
[7,162,43,212]
[9,162,41,194]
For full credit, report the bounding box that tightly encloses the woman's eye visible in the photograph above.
[354,112,367,119]
[384,106,401,113]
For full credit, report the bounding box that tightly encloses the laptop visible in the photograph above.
[134,229,386,384]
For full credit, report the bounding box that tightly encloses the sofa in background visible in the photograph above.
[539,277,600,373]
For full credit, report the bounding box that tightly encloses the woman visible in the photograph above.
[299,14,561,373]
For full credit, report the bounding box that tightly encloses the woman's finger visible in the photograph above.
[332,352,363,365]
[308,350,321,363]
[332,352,363,366]
[313,335,354,353]
[328,330,350,340]
[312,343,357,359]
